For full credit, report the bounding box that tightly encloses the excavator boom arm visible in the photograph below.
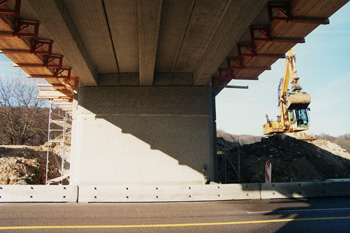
[279,50,297,105]
[263,49,311,136]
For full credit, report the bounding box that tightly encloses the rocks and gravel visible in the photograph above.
[0,146,61,185]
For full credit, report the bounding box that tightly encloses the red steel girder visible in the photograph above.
[44,54,64,68]
[212,76,249,89]
[227,56,244,69]
[250,25,305,44]
[218,68,260,80]
[219,68,235,80]
[60,76,78,90]
[213,69,234,88]
[31,39,53,55]
[28,74,78,89]
[13,54,64,69]
[268,1,291,21]
[250,25,271,42]
[0,0,21,16]
[1,39,54,55]
[238,42,256,57]
[215,63,261,88]
[237,42,285,58]
[28,66,78,89]
[54,67,78,89]
[212,78,230,89]
[227,56,271,70]
[14,19,39,38]
[54,67,71,78]
[267,1,329,24]
[213,66,258,88]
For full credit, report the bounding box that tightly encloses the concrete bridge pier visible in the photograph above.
[70,85,216,186]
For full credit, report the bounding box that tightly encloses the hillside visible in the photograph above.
[217,130,261,145]
[317,134,350,155]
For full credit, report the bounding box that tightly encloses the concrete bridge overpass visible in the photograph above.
[0,0,347,187]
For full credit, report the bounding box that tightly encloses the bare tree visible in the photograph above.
[0,76,48,145]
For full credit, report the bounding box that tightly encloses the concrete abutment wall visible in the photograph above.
[70,86,215,186]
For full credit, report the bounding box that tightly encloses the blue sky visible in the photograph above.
[0,56,26,77]
[216,2,350,136]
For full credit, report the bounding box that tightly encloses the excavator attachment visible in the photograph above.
[287,92,311,110]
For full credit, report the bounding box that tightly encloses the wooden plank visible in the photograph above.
[37,90,73,99]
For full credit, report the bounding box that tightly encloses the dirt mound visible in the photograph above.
[220,135,350,183]
[0,146,61,185]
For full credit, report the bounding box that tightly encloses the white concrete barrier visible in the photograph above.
[261,181,350,199]
[0,181,349,203]
[0,185,77,202]
[78,183,261,202]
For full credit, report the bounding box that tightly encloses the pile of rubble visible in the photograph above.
[219,135,350,183]
[0,146,61,185]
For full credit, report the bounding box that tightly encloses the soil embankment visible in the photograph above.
[218,134,350,183]
[0,146,61,185]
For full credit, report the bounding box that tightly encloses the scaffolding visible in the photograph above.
[45,101,72,185]
[216,139,241,183]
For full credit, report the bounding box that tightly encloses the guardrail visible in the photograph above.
[1,181,349,203]
[78,183,260,202]
[0,185,77,202]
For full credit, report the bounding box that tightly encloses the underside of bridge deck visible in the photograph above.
[0,0,346,88]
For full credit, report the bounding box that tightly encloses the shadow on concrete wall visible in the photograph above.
[103,115,211,171]
[75,86,214,184]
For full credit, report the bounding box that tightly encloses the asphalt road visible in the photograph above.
[1,197,350,232]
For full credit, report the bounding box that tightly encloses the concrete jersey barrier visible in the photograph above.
[1,181,350,203]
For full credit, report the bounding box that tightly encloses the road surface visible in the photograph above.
[1,197,350,232]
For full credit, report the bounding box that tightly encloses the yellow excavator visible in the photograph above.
[263,49,312,136]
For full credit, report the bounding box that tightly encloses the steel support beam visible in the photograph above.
[137,0,162,85]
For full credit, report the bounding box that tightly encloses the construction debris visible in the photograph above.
[219,134,350,183]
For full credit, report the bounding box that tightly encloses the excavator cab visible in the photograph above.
[295,109,309,127]
[290,108,310,128]
[287,91,311,130]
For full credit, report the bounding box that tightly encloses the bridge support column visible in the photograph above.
[70,86,215,186]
